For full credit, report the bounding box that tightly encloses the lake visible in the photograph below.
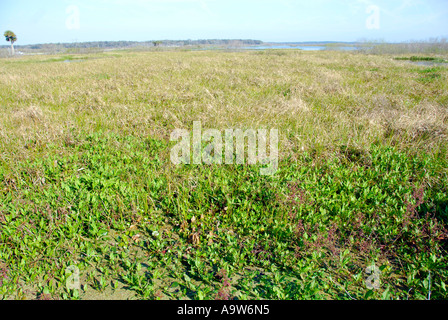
[410,61,448,66]
[244,45,358,51]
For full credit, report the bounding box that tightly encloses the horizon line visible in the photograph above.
[3,37,448,47]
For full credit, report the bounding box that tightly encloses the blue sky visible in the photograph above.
[1,0,447,45]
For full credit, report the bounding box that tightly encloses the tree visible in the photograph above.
[4,30,17,56]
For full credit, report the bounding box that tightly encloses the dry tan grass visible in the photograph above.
[13,105,44,121]
[0,49,447,160]
[357,99,447,148]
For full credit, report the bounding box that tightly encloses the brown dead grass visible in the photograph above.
[0,49,447,159]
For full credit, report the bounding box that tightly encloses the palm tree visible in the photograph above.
[4,30,17,56]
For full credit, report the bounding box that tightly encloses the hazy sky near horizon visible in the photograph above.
[1,0,447,45]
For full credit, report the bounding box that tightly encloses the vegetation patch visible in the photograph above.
[1,50,447,300]
[394,56,448,63]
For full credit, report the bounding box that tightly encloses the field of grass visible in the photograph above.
[0,49,447,300]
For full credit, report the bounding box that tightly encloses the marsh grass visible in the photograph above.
[0,49,447,300]
[358,39,448,55]
[394,56,448,63]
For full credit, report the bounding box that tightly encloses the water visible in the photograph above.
[63,59,85,63]
[411,61,447,66]
[244,44,358,51]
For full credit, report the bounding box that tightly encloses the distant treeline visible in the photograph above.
[1,39,263,51]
